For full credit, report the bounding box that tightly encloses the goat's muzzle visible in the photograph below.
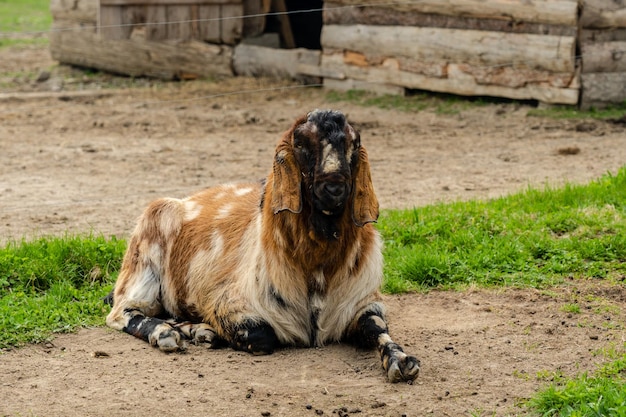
[314,178,350,215]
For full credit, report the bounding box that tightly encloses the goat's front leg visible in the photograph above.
[348,303,420,383]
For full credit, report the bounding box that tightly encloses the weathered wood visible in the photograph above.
[165,5,192,40]
[100,0,236,5]
[99,5,129,39]
[145,5,168,40]
[233,43,320,80]
[582,41,626,73]
[581,72,626,108]
[198,5,221,43]
[321,25,576,73]
[581,0,626,29]
[323,2,577,36]
[272,0,296,48]
[220,4,243,44]
[50,0,97,23]
[242,0,266,37]
[327,0,578,27]
[320,53,579,104]
[581,28,626,43]
[50,22,233,79]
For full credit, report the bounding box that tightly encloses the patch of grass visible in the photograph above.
[0,235,125,349]
[379,167,626,293]
[561,303,581,314]
[527,353,626,416]
[0,0,51,48]
[527,101,626,120]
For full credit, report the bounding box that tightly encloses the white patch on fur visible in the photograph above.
[235,187,253,197]
[215,202,233,220]
[183,200,202,222]
[321,143,341,174]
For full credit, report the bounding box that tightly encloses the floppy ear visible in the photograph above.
[352,146,379,226]
[271,140,302,214]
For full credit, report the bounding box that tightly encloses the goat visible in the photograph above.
[105,110,420,382]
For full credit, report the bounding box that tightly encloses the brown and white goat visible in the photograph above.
[106,109,420,382]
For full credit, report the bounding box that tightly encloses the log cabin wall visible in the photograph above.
[320,0,581,104]
[580,0,626,108]
[48,0,626,107]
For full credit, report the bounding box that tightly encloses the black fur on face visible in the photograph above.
[290,110,362,239]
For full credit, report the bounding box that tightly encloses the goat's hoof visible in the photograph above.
[386,353,420,383]
[149,324,186,352]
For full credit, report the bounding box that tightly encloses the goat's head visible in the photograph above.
[271,110,379,228]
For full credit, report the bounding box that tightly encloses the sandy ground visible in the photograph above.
[1,44,625,417]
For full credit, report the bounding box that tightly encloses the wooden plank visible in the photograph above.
[198,5,221,43]
[233,43,320,79]
[581,72,626,108]
[321,25,576,74]
[242,0,266,38]
[581,41,626,73]
[327,0,578,27]
[272,0,296,48]
[166,5,192,40]
[145,5,168,40]
[99,5,130,39]
[220,4,243,44]
[323,1,577,36]
[320,54,579,104]
[101,0,236,5]
[50,25,233,79]
[50,0,97,24]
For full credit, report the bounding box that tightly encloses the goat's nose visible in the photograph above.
[324,183,346,197]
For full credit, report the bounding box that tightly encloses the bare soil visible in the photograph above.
[1,44,625,417]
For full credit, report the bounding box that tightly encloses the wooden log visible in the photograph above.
[321,25,576,73]
[320,53,579,104]
[50,0,97,24]
[220,4,244,44]
[581,0,626,29]
[50,22,233,79]
[581,28,626,43]
[327,0,578,27]
[582,41,626,73]
[323,2,577,36]
[233,43,320,81]
[581,72,626,108]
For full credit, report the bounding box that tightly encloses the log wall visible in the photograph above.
[580,0,626,108]
[320,0,580,104]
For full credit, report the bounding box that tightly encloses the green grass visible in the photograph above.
[0,0,52,47]
[379,168,626,293]
[527,101,626,120]
[527,352,626,416]
[0,235,125,349]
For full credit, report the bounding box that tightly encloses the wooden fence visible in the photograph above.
[49,0,626,107]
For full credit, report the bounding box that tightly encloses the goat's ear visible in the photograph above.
[271,141,302,214]
[352,146,379,226]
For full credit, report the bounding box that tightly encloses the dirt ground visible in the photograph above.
[1,44,625,417]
